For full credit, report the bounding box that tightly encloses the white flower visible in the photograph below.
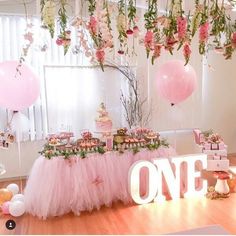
[42,1,55,27]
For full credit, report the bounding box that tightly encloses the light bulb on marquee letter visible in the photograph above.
[128,160,158,204]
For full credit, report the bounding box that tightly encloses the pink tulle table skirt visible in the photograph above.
[24,147,194,219]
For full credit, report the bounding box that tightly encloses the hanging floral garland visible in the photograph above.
[40,0,236,69]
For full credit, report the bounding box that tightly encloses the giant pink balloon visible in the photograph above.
[0,61,40,111]
[156,60,197,105]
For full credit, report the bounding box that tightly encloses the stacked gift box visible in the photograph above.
[0,131,15,149]
[193,129,229,171]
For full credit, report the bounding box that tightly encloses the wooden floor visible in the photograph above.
[0,193,236,234]
[1,156,236,235]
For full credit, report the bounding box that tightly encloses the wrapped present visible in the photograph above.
[207,159,229,171]
[213,155,221,160]
[203,141,225,151]
[203,143,211,150]
[193,129,205,144]
[105,135,113,151]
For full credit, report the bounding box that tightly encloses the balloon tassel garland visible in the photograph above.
[11,112,30,193]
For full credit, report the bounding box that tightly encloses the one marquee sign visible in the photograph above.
[128,154,208,204]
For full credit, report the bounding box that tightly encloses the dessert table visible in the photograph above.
[24,147,196,219]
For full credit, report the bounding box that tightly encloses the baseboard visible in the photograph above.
[228,153,236,157]
[0,176,27,182]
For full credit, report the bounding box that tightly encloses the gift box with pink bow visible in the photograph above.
[203,133,227,151]
[193,129,213,145]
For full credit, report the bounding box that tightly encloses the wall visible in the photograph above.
[0,140,44,180]
[202,53,236,153]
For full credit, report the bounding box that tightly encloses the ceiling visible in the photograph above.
[0,0,235,19]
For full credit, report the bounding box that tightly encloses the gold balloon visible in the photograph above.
[0,188,13,205]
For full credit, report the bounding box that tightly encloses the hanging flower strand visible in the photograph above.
[56,0,71,55]
[87,0,113,70]
[198,0,209,55]
[41,0,55,38]
[117,0,127,55]
[127,0,137,35]
[144,0,158,58]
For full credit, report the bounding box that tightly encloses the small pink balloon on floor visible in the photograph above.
[0,60,40,111]
[1,201,10,215]
[156,60,197,105]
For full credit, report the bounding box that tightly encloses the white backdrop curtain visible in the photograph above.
[44,65,126,137]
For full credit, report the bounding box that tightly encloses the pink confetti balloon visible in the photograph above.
[1,201,10,215]
[156,60,197,105]
[0,60,40,111]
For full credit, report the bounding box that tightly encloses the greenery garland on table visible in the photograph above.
[39,138,169,160]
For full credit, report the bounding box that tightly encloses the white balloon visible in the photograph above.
[6,183,19,195]
[11,194,25,203]
[9,200,25,217]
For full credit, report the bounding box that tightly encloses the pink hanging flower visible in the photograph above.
[96,49,105,63]
[144,30,154,50]
[56,38,63,46]
[183,43,191,63]
[177,17,187,41]
[199,22,209,43]
[165,37,177,51]
[153,44,162,58]
[231,32,236,47]
[118,49,125,55]
[126,29,134,35]
[133,26,139,37]
[88,16,97,34]
[24,32,34,44]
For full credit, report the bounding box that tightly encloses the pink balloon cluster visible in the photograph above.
[156,60,197,105]
[0,61,40,111]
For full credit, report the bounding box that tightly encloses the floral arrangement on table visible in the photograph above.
[39,0,236,69]
[39,127,169,159]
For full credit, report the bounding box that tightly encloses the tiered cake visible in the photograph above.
[95,103,112,132]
